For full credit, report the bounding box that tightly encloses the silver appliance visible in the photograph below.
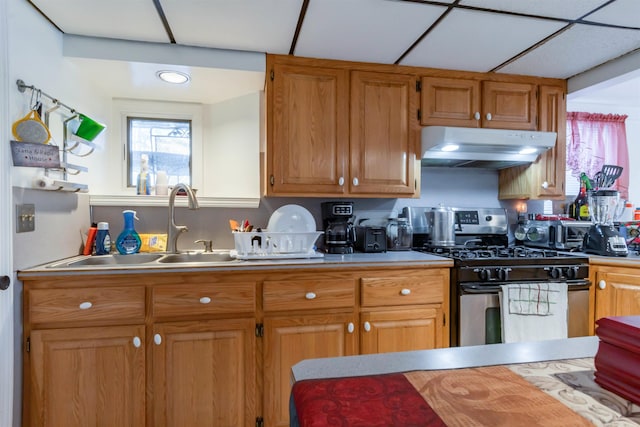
[406,206,591,347]
[421,126,556,169]
[518,219,593,250]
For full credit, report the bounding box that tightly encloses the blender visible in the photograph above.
[583,190,628,256]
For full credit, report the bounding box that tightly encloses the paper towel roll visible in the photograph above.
[32,175,58,190]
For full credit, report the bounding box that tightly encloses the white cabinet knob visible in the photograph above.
[199,296,211,304]
[154,334,162,345]
[598,280,607,290]
[79,301,92,310]
[363,321,371,332]
[474,112,480,120]
[400,288,411,296]
[132,336,142,348]
[541,181,549,189]
[352,177,359,186]
[347,322,354,333]
[338,176,345,186]
[486,113,492,121]
[305,292,316,300]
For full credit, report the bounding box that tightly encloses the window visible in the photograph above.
[127,117,192,187]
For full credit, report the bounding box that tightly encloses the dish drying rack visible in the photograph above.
[232,231,323,260]
[14,79,97,192]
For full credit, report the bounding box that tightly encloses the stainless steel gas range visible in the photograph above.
[403,207,591,347]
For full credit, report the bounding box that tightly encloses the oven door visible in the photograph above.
[458,285,590,347]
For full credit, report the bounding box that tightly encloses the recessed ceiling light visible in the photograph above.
[519,147,537,155]
[157,70,190,84]
[441,144,459,152]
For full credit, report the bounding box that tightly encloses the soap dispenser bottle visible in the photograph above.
[115,210,142,254]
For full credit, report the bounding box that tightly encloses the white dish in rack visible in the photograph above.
[267,204,316,233]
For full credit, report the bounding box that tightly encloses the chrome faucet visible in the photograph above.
[167,183,199,253]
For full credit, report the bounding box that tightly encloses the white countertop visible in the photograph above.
[291,336,600,382]
[18,250,453,277]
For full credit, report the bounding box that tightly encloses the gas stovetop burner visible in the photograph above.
[419,245,565,260]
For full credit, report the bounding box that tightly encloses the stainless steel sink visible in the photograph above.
[157,252,236,264]
[52,253,165,267]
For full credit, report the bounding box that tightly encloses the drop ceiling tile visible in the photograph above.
[160,0,303,54]
[500,24,640,79]
[400,9,565,72]
[30,0,169,42]
[583,0,640,27]
[460,0,609,20]
[294,0,446,63]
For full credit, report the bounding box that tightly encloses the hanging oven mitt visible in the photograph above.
[12,110,51,144]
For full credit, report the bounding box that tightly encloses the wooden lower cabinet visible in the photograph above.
[592,265,640,328]
[28,325,146,427]
[263,313,358,427]
[151,319,256,427]
[360,307,441,354]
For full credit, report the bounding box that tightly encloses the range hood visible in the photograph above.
[421,126,557,169]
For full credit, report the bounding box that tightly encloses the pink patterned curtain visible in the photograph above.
[566,112,629,199]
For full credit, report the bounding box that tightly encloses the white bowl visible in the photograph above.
[267,205,316,233]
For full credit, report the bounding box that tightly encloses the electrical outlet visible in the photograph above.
[16,204,35,233]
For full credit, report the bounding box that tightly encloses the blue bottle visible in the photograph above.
[115,210,142,254]
[95,222,111,255]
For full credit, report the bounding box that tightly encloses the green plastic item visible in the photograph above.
[74,114,106,141]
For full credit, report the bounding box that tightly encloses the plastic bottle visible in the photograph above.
[83,223,98,255]
[155,170,168,195]
[115,210,141,254]
[136,154,152,195]
[95,222,111,255]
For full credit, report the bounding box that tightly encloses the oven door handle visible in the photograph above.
[461,280,591,294]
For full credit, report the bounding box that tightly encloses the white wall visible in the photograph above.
[567,99,640,207]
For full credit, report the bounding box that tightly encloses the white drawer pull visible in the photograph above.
[400,288,411,296]
[338,176,345,186]
[199,296,212,304]
[364,321,371,332]
[154,334,162,345]
[79,301,92,310]
[486,113,492,121]
[598,280,606,290]
[352,177,359,186]
[132,336,141,348]
[347,322,355,333]
[305,292,317,300]
[474,112,480,120]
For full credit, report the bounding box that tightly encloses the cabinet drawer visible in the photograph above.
[152,282,256,318]
[29,287,145,325]
[361,276,443,307]
[263,279,355,312]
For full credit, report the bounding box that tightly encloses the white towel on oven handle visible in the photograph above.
[499,282,568,343]
[507,283,559,315]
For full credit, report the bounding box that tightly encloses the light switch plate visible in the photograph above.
[16,204,35,233]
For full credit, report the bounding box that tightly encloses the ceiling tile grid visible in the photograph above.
[399,9,566,73]
[159,0,303,54]
[501,24,640,79]
[460,0,611,20]
[30,0,169,43]
[295,0,446,64]
[583,0,640,27]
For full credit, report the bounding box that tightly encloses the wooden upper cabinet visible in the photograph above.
[421,76,481,127]
[420,76,537,130]
[267,62,349,196]
[266,55,419,198]
[350,70,417,196]
[498,84,566,200]
[481,81,537,130]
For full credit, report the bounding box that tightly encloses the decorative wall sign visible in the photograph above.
[10,140,60,168]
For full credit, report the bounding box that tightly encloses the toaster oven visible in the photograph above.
[520,220,593,250]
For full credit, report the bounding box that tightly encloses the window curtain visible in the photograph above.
[566,112,629,199]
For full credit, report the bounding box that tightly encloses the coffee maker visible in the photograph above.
[321,201,355,254]
[583,189,628,256]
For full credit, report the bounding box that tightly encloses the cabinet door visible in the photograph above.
[350,71,418,196]
[152,319,256,427]
[595,269,640,321]
[264,313,358,427]
[29,325,145,427]
[482,81,537,130]
[420,76,481,127]
[267,63,349,196]
[534,84,566,198]
[360,307,442,354]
